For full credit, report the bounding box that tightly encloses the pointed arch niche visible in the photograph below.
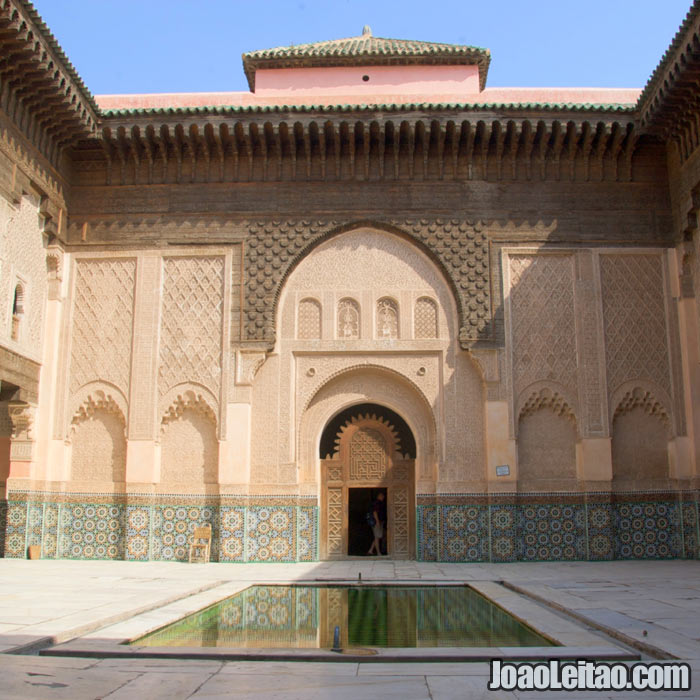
[70,391,127,485]
[159,390,219,487]
[611,387,671,486]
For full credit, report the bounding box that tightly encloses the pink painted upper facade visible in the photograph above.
[95,29,641,111]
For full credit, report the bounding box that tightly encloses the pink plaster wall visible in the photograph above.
[95,66,641,111]
[480,87,640,105]
[254,64,480,96]
[96,86,640,111]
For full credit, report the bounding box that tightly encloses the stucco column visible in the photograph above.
[485,400,518,490]
[220,400,251,484]
[35,247,68,483]
[574,250,613,487]
[220,350,265,485]
[125,254,162,484]
[666,246,699,481]
[576,438,613,484]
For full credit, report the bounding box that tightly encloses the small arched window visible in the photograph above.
[337,298,360,339]
[376,297,399,338]
[298,298,321,339]
[11,283,24,341]
[414,297,438,338]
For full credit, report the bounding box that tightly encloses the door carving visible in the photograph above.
[321,412,415,559]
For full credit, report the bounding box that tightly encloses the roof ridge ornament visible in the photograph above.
[362,25,372,36]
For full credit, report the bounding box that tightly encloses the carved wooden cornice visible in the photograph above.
[637,1,700,162]
[88,114,638,185]
[0,0,99,165]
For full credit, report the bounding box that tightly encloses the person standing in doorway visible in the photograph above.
[367,491,386,556]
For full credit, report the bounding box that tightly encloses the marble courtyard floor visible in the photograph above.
[0,558,698,698]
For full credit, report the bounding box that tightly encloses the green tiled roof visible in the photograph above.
[243,28,491,91]
[101,101,636,120]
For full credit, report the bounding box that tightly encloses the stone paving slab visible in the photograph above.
[188,672,433,700]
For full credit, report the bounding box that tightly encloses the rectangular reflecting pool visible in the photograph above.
[131,585,555,649]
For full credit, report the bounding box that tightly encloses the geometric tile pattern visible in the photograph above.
[42,503,59,559]
[490,504,518,563]
[613,502,681,560]
[297,506,318,562]
[2,493,697,563]
[587,502,614,561]
[126,505,150,561]
[247,506,295,562]
[4,500,26,558]
[415,496,695,563]
[441,505,489,562]
[1,497,319,563]
[26,502,43,550]
[151,505,217,562]
[416,505,439,561]
[517,504,587,561]
[681,498,699,560]
[219,506,246,562]
[58,503,125,560]
[0,500,6,558]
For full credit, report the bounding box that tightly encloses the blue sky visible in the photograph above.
[33,0,693,95]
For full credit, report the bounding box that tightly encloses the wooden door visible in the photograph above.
[321,413,414,559]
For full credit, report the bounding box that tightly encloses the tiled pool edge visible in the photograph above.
[39,579,640,663]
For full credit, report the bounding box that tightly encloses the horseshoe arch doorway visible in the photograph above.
[320,403,416,560]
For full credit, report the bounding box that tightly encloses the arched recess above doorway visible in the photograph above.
[298,365,438,486]
[319,402,416,459]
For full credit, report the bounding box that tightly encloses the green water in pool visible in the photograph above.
[131,585,555,649]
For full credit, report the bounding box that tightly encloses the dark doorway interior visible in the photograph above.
[348,487,387,556]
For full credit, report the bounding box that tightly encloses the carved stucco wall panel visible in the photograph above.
[508,253,578,407]
[612,404,670,483]
[0,196,47,356]
[159,256,225,401]
[160,403,218,486]
[244,218,489,347]
[70,394,127,483]
[441,351,486,488]
[518,408,577,487]
[249,352,281,485]
[69,258,136,397]
[600,254,672,415]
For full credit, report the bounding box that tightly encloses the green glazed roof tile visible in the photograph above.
[101,101,636,120]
